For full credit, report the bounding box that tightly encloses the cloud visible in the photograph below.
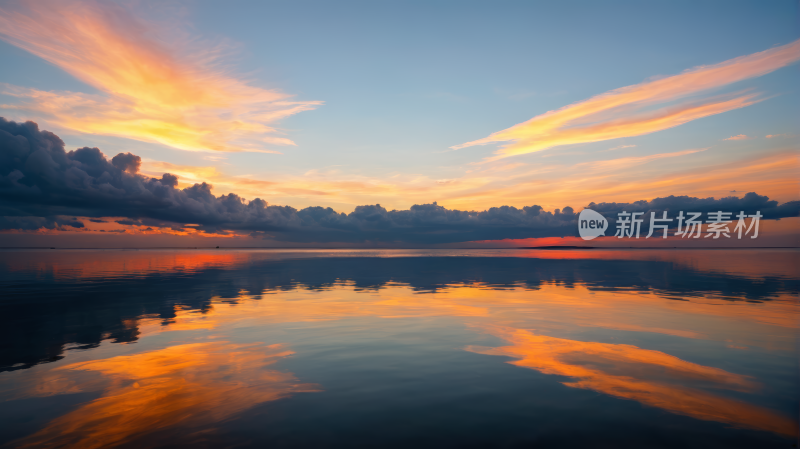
[468,327,797,436]
[0,0,320,153]
[577,148,705,172]
[451,39,800,160]
[586,192,797,224]
[463,149,799,215]
[605,144,636,151]
[1,118,797,243]
[0,215,84,231]
[723,134,751,141]
[765,133,794,139]
[15,342,320,449]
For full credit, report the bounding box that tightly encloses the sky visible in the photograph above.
[0,0,797,247]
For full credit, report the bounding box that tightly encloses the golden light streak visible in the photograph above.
[452,40,800,160]
[146,279,800,351]
[131,138,798,216]
[575,148,706,172]
[0,0,320,153]
[437,149,800,212]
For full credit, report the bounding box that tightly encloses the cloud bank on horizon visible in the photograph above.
[0,0,321,153]
[452,39,800,161]
[1,118,797,244]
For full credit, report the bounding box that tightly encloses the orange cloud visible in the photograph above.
[451,39,800,160]
[63,131,776,232]
[605,144,636,151]
[137,147,795,215]
[723,134,751,141]
[575,148,706,172]
[432,149,799,212]
[0,0,321,153]
[14,342,320,449]
[468,327,797,436]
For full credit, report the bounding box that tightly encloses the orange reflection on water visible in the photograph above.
[5,250,797,443]
[516,248,799,279]
[15,342,320,449]
[179,283,797,351]
[467,327,797,437]
[4,250,254,280]
[208,287,491,324]
[5,248,796,282]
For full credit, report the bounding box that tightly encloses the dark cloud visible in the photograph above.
[0,216,84,231]
[115,219,142,226]
[589,194,797,221]
[110,152,141,174]
[1,118,798,243]
[588,193,799,236]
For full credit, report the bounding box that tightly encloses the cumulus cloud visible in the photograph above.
[452,39,800,160]
[0,215,84,231]
[587,193,798,230]
[1,119,797,244]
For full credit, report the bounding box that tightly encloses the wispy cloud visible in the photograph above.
[451,39,800,161]
[0,0,321,153]
[147,147,796,214]
[468,327,797,436]
[765,133,794,139]
[577,148,706,172]
[606,144,637,151]
[723,134,751,141]
[458,150,800,212]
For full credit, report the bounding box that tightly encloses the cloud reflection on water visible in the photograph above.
[0,249,797,445]
[467,327,797,437]
[13,342,320,449]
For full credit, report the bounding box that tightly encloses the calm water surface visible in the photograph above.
[0,249,797,448]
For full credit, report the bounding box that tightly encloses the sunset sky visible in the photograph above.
[0,0,797,246]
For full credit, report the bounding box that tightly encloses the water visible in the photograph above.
[0,249,797,448]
